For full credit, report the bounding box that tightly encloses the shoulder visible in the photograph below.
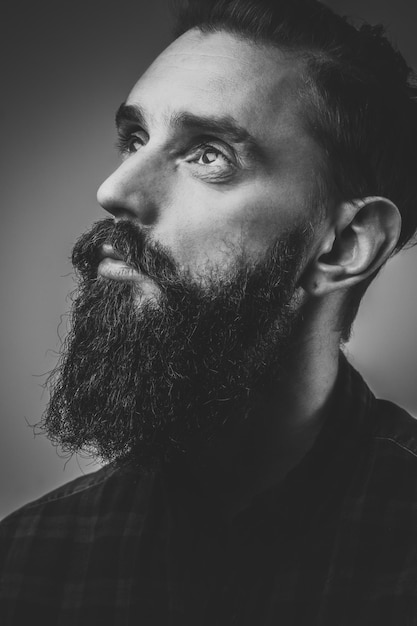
[1,463,114,526]
[347,396,417,516]
[371,397,417,461]
[340,354,417,466]
[0,462,160,612]
[330,357,417,512]
[0,462,156,541]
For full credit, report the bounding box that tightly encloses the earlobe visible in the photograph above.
[301,196,402,296]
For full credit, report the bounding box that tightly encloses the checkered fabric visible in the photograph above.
[2,355,417,625]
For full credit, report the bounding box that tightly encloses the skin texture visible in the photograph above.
[94,29,402,516]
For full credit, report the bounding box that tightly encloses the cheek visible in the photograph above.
[150,184,308,277]
[149,190,249,274]
[156,224,245,279]
[239,174,320,255]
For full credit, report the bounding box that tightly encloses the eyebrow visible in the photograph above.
[115,102,262,157]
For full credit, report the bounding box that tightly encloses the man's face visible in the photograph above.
[97,29,323,286]
[43,30,326,469]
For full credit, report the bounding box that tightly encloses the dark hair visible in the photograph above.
[173,0,417,339]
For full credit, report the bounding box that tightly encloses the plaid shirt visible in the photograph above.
[2,355,417,625]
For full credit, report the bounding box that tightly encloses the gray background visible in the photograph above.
[2,0,417,519]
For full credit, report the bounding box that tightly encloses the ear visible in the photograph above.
[301,196,402,296]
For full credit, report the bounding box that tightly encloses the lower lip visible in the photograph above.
[97,258,143,282]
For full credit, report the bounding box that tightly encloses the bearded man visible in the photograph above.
[2,0,417,624]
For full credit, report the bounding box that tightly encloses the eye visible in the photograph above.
[188,142,236,176]
[116,130,147,156]
[186,143,237,182]
[195,146,231,167]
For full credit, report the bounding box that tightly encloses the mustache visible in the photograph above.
[72,219,179,284]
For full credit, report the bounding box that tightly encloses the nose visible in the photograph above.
[96,152,165,225]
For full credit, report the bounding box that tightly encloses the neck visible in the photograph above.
[183,314,342,521]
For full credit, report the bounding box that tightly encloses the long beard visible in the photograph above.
[41,219,310,470]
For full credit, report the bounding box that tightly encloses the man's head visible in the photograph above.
[171,0,417,334]
[43,0,417,467]
[97,0,417,337]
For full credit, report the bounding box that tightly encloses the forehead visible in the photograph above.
[126,29,313,151]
